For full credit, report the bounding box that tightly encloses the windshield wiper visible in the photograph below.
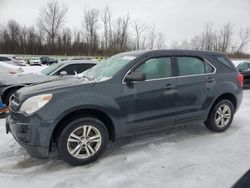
[81,75,94,81]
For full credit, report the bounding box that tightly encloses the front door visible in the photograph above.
[122,56,178,134]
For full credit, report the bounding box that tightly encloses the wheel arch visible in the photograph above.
[206,92,237,120]
[2,85,25,103]
[50,108,116,150]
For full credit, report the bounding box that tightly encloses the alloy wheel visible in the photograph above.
[215,104,232,128]
[67,125,102,159]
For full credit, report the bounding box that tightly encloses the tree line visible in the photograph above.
[0,0,249,57]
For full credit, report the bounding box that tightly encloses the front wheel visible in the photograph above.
[57,117,108,166]
[205,100,234,132]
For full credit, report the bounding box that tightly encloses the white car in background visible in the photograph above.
[0,55,25,66]
[29,57,42,66]
[13,56,27,66]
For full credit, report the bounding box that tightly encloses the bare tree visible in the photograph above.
[155,32,166,49]
[61,27,72,55]
[112,15,130,52]
[236,27,250,53]
[133,21,146,50]
[19,26,28,54]
[147,26,156,49]
[170,40,179,49]
[7,20,20,53]
[101,7,112,54]
[83,8,99,55]
[217,23,233,52]
[190,35,202,50]
[37,0,68,54]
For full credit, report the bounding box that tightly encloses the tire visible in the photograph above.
[0,113,7,119]
[57,117,108,166]
[205,99,234,132]
[4,88,19,105]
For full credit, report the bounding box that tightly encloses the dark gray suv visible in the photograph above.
[6,50,243,166]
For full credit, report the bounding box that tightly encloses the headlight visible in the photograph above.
[20,94,52,115]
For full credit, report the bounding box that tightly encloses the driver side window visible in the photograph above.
[135,57,172,80]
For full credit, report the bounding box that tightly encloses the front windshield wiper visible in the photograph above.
[81,75,94,81]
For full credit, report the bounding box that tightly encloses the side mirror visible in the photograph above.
[60,71,67,77]
[124,71,146,82]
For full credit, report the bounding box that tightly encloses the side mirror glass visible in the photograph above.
[124,71,146,82]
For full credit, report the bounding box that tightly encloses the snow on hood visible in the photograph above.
[0,73,57,86]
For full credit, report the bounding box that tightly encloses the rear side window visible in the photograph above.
[177,57,214,76]
[177,57,205,76]
[136,57,172,80]
[216,56,234,69]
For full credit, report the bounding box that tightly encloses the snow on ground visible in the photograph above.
[232,59,250,67]
[0,91,250,188]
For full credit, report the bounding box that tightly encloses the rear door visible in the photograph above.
[174,56,215,123]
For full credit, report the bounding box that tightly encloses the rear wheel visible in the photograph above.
[57,117,108,166]
[205,99,234,132]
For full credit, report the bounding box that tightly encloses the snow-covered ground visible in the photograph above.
[0,90,250,188]
[232,59,250,67]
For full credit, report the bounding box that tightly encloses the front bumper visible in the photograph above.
[6,115,51,158]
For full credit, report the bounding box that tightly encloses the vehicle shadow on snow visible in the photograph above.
[0,122,241,173]
[104,122,234,157]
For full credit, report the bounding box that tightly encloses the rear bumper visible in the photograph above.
[235,89,243,113]
[6,115,50,158]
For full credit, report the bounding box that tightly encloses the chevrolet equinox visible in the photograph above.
[6,50,243,166]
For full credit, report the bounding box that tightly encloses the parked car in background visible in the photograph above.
[71,57,92,61]
[28,57,42,66]
[13,56,27,66]
[0,55,25,66]
[6,50,243,166]
[40,56,58,65]
[0,60,96,107]
[237,61,250,88]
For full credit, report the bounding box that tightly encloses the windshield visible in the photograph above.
[79,54,136,81]
[41,63,64,75]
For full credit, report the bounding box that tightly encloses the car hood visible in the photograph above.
[0,73,58,86]
[16,77,96,100]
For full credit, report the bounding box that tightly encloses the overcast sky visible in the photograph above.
[0,0,250,50]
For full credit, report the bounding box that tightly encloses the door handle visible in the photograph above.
[165,84,175,90]
[207,77,215,83]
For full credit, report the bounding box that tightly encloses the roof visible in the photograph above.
[120,49,225,57]
[61,60,96,65]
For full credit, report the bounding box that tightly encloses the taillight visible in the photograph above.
[237,73,244,87]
